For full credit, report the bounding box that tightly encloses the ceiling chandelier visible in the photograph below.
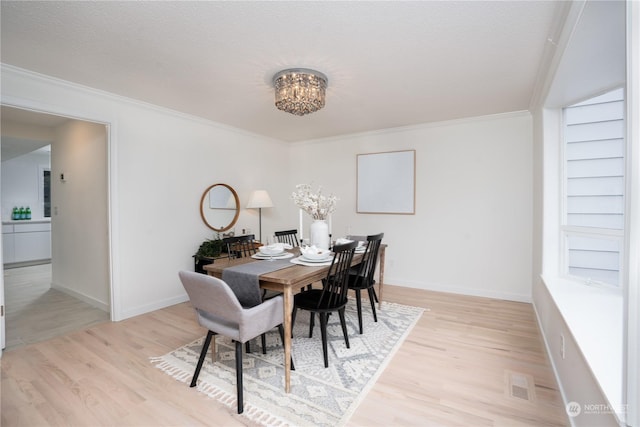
[273,68,328,116]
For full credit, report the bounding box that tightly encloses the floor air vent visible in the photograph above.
[505,370,537,403]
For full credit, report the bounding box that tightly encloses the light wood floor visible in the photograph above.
[3,264,110,351]
[1,283,568,426]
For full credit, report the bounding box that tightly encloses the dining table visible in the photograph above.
[203,244,387,393]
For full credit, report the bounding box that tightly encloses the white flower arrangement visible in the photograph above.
[291,184,338,220]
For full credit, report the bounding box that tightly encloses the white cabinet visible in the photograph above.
[2,221,51,264]
[2,225,16,263]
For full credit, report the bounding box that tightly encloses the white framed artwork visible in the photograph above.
[357,150,415,214]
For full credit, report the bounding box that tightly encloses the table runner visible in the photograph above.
[222,259,294,307]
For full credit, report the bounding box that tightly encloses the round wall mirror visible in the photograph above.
[200,183,240,232]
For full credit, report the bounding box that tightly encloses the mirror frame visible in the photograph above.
[199,183,240,232]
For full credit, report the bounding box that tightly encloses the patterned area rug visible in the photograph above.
[151,300,424,426]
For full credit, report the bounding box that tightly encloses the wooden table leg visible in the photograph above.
[283,286,293,393]
[378,246,386,310]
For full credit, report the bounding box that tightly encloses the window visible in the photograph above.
[43,169,51,217]
[562,88,625,286]
[39,164,51,218]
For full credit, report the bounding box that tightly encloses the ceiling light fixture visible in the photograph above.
[273,68,328,116]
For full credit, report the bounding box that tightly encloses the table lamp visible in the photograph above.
[246,190,273,242]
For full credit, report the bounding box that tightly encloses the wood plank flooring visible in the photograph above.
[3,264,110,351]
[1,282,568,426]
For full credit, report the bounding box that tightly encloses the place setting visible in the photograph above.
[290,245,332,266]
[337,237,369,254]
[251,242,294,260]
[290,237,368,267]
[336,237,367,254]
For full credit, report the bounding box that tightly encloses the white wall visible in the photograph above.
[51,120,110,310]
[625,2,640,425]
[111,100,290,319]
[0,65,291,320]
[291,112,534,302]
[533,279,620,426]
[1,149,50,219]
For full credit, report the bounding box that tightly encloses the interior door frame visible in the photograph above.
[0,95,119,357]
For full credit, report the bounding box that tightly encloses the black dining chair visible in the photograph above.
[223,234,257,259]
[178,271,289,414]
[291,240,358,368]
[275,229,316,291]
[275,229,299,247]
[348,233,384,334]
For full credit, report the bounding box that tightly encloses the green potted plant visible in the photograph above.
[193,234,223,273]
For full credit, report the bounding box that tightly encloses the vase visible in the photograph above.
[309,219,330,250]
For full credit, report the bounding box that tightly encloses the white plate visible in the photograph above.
[299,249,332,260]
[252,252,294,260]
[300,254,333,263]
[259,243,291,256]
[259,248,286,256]
[291,257,333,267]
[259,250,285,257]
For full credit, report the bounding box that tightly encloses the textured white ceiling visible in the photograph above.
[1,1,564,142]
[0,106,64,161]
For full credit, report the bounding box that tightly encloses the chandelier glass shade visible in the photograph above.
[273,68,328,116]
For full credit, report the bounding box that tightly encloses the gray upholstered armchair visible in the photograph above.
[178,270,286,414]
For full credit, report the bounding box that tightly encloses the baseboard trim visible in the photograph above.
[385,279,532,303]
[51,282,109,313]
[3,259,52,269]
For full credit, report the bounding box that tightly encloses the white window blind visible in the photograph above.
[563,88,625,286]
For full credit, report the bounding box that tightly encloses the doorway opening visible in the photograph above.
[1,105,112,351]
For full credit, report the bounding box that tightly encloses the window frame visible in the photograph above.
[559,88,626,288]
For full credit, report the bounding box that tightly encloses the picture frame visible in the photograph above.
[357,149,415,214]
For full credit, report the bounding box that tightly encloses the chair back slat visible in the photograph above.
[275,229,299,247]
[355,233,384,287]
[318,241,357,308]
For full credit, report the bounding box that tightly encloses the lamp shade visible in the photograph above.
[246,190,273,209]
